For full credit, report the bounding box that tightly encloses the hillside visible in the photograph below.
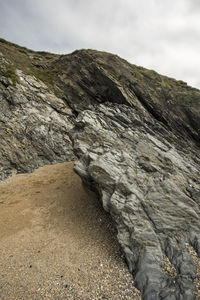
[0,38,200,299]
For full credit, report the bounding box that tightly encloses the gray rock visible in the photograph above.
[0,69,75,180]
[71,103,200,299]
[1,38,200,299]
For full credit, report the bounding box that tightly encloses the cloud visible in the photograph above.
[0,0,199,88]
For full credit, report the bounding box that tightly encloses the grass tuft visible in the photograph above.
[5,66,19,86]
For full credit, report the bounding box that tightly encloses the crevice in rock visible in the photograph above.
[186,243,200,298]
[162,255,177,278]
[133,88,169,127]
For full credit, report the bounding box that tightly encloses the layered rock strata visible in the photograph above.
[0,67,74,180]
[0,38,200,299]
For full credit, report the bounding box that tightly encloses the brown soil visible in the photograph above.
[0,162,140,300]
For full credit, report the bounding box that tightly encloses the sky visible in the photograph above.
[0,0,200,89]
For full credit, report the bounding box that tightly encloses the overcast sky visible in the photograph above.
[0,0,200,88]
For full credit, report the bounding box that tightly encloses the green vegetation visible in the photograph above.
[178,92,200,107]
[140,68,161,82]
[1,37,199,111]
[4,66,19,86]
[27,67,55,86]
[0,38,59,88]
[140,68,173,89]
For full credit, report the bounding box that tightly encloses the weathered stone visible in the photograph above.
[0,69,75,180]
[0,38,200,299]
[70,103,200,299]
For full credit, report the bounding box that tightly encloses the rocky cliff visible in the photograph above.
[0,38,200,299]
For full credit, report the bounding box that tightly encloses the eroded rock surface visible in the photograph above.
[0,38,200,299]
[0,66,75,180]
[71,103,200,299]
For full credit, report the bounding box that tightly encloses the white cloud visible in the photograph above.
[0,0,199,88]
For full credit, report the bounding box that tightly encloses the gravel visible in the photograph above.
[0,162,140,300]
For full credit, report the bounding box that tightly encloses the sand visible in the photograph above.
[0,162,140,300]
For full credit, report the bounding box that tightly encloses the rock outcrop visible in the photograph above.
[71,103,200,299]
[0,44,75,180]
[0,38,200,299]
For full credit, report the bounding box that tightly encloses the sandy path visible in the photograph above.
[0,162,140,299]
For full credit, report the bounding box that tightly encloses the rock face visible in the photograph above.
[71,103,200,299]
[0,38,200,299]
[0,52,75,180]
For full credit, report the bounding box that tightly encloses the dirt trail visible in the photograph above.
[0,162,140,299]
